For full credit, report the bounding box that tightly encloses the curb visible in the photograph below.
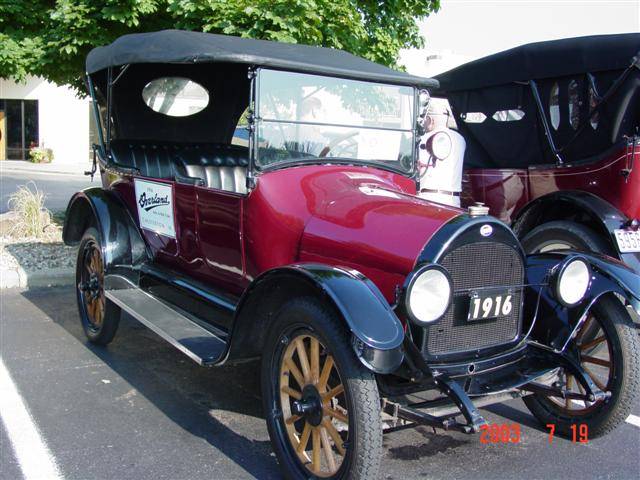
[0,266,74,290]
[0,162,92,178]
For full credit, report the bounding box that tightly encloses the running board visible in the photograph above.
[104,276,227,366]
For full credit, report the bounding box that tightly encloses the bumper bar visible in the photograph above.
[392,339,609,434]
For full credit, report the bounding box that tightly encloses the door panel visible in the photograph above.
[527,149,636,217]
[173,182,200,267]
[196,188,246,295]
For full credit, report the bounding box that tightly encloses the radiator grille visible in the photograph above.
[422,242,524,357]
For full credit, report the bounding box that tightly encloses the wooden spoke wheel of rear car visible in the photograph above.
[524,295,640,438]
[548,313,613,416]
[521,220,612,256]
[262,298,382,480]
[75,227,121,345]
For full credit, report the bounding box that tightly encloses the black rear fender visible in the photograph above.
[226,264,405,374]
[63,188,148,279]
[513,190,639,273]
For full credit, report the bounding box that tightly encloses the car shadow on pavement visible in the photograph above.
[21,286,281,479]
[483,400,546,431]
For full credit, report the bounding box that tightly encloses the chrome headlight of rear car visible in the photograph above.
[553,256,591,306]
[405,265,453,324]
[426,131,452,160]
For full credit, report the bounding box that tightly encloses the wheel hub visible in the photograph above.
[80,273,101,299]
[292,385,323,426]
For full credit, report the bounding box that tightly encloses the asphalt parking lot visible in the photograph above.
[1,286,639,480]
[0,170,94,214]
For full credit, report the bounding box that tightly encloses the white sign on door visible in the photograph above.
[134,179,176,238]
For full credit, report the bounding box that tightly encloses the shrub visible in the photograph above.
[6,182,52,238]
[28,146,54,164]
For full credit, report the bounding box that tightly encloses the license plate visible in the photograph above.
[468,290,513,321]
[614,229,640,253]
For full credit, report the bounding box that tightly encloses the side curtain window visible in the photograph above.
[549,82,560,130]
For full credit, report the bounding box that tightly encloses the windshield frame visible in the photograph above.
[250,67,419,178]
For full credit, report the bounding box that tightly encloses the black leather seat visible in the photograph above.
[109,140,249,194]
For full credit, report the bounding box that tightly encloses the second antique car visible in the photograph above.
[430,33,640,272]
[64,30,640,480]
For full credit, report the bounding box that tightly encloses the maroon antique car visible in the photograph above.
[430,34,640,272]
[64,31,640,479]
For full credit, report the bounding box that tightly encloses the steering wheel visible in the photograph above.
[319,131,359,157]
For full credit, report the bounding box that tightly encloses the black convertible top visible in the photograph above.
[435,33,640,93]
[431,33,640,169]
[86,29,437,88]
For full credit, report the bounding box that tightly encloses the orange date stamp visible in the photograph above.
[547,423,589,444]
[479,423,521,444]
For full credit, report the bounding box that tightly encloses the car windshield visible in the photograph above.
[255,69,416,173]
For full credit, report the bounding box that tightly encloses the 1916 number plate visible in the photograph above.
[614,229,640,253]
[468,291,513,321]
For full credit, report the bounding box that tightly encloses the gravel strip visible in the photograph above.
[0,231,76,273]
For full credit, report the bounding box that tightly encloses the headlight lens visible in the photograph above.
[427,131,452,160]
[556,257,591,306]
[406,265,452,324]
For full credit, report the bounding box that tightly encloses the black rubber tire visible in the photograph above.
[261,297,382,480]
[523,295,640,438]
[521,220,611,255]
[75,227,121,345]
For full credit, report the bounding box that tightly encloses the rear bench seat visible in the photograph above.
[109,140,249,194]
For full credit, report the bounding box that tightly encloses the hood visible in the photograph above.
[297,167,462,283]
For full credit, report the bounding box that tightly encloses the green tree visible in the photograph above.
[0,0,440,93]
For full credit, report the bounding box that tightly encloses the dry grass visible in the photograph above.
[6,182,53,239]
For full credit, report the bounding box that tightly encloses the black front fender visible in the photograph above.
[226,264,405,373]
[63,187,148,280]
[525,252,640,351]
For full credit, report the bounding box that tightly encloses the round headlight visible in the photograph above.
[427,131,452,160]
[406,265,452,324]
[555,257,591,306]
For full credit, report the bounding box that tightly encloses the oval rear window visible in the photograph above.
[142,77,209,117]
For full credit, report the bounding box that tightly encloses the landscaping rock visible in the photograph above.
[0,220,76,289]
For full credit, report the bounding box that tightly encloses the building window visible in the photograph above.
[0,99,39,160]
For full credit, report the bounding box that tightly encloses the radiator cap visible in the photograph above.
[468,202,490,217]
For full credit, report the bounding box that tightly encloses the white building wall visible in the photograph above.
[0,76,90,164]
[400,48,472,78]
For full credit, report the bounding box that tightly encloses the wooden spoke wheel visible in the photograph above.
[262,298,382,480]
[79,240,105,331]
[279,333,348,477]
[75,227,121,345]
[549,314,613,415]
[523,295,640,438]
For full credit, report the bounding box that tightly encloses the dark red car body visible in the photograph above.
[463,143,640,224]
[110,164,459,303]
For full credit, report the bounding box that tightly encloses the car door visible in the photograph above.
[195,185,247,296]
